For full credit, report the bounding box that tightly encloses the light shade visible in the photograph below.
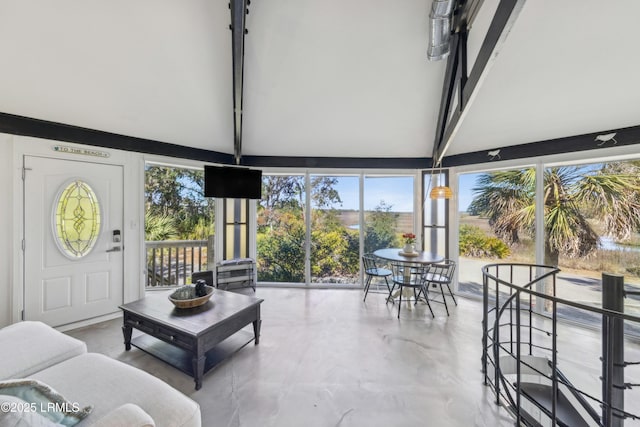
[430,185,452,199]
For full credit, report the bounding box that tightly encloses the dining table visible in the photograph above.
[373,248,444,265]
[372,248,445,307]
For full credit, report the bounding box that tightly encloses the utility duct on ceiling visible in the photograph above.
[427,0,454,61]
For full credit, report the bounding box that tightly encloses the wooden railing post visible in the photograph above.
[207,235,215,270]
[145,240,208,287]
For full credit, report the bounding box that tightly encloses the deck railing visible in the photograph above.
[145,238,213,288]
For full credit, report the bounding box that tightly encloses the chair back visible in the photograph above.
[192,270,214,287]
[362,253,378,273]
[426,260,456,284]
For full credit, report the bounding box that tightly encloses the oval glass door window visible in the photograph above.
[53,180,102,259]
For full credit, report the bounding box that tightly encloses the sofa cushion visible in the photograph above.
[30,353,201,427]
[0,394,60,427]
[0,322,87,380]
[0,379,92,426]
[90,404,155,427]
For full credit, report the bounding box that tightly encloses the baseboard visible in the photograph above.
[55,311,122,332]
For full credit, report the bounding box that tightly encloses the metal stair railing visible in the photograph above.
[482,263,640,427]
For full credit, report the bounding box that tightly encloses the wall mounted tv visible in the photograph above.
[204,165,262,199]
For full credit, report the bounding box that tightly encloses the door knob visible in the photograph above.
[106,246,122,253]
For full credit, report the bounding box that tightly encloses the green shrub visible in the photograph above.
[459,224,510,259]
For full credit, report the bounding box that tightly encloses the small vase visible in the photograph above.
[403,243,415,254]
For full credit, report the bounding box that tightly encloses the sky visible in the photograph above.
[458,173,479,212]
[326,176,415,212]
[263,163,611,214]
[329,174,479,212]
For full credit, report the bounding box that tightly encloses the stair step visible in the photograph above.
[519,383,590,427]
[507,406,544,427]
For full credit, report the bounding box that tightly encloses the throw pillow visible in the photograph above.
[0,379,92,426]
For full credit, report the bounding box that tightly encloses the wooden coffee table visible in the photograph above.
[119,289,263,390]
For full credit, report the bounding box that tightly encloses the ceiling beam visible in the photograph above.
[3,111,639,170]
[432,0,526,165]
[229,0,250,165]
[432,32,460,167]
[0,112,234,164]
[452,0,485,33]
[442,124,640,167]
[241,155,431,169]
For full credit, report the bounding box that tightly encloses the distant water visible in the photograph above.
[598,236,640,252]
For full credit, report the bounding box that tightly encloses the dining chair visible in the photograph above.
[362,254,393,302]
[390,261,434,319]
[418,259,457,315]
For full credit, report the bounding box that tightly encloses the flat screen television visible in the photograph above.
[204,165,262,199]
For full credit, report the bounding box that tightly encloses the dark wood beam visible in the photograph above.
[0,112,234,164]
[432,0,526,165]
[3,112,638,171]
[241,155,431,169]
[432,32,460,166]
[230,0,250,165]
[442,124,640,167]
[0,111,431,169]
[452,0,485,32]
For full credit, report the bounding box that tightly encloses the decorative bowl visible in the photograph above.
[399,250,419,257]
[168,285,214,309]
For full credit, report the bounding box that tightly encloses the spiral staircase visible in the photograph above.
[481,263,640,426]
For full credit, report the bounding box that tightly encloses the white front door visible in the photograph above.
[23,155,124,327]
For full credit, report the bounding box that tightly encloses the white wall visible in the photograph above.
[0,135,14,327]
[0,134,145,328]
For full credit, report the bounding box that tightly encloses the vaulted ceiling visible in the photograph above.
[1,0,639,167]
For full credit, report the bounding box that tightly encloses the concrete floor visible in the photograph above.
[67,288,517,427]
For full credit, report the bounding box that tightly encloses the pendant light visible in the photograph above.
[428,162,452,199]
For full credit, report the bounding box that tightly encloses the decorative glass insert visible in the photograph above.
[53,180,101,258]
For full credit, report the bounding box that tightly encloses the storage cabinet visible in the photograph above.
[216,258,255,291]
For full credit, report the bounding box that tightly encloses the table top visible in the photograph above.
[373,248,444,264]
[120,289,263,337]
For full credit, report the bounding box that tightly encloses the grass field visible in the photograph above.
[459,214,640,285]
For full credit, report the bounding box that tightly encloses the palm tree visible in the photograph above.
[144,212,178,241]
[468,163,640,267]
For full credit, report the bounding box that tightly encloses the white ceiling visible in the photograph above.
[451,0,640,156]
[1,0,638,162]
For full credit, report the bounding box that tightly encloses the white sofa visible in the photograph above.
[0,321,201,427]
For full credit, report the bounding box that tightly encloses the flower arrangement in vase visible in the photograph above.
[402,232,416,254]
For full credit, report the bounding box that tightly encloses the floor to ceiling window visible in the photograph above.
[456,168,536,298]
[309,175,359,284]
[257,172,415,286]
[454,158,640,336]
[364,175,414,254]
[257,174,306,283]
[542,161,640,324]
